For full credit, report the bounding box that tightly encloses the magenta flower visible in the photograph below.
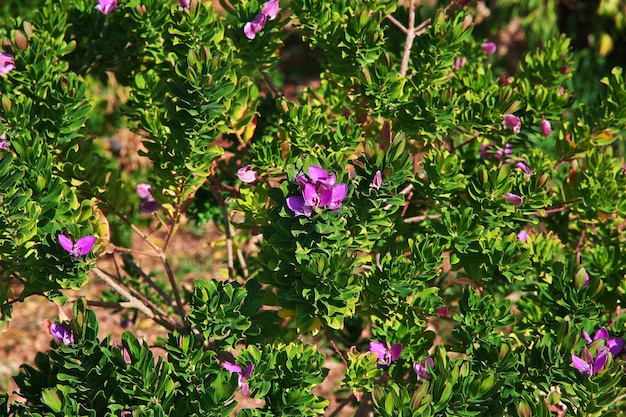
[435,306,448,318]
[223,361,254,395]
[136,183,153,199]
[572,328,623,375]
[480,143,512,161]
[96,0,119,15]
[237,165,258,184]
[370,170,383,190]
[514,160,532,174]
[481,42,497,54]
[0,52,15,76]
[136,183,159,214]
[502,114,521,134]
[286,166,347,216]
[541,119,552,137]
[413,357,434,379]
[504,193,523,206]
[244,13,267,39]
[325,183,348,211]
[583,328,624,356]
[369,341,402,366]
[50,323,74,345]
[179,0,190,8]
[454,56,467,71]
[572,347,608,375]
[58,234,95,258]
[262,0,280,20]
[517,229,528,242]
[112,342,132,364]
[0,133,7,150]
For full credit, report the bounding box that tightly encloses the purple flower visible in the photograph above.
[504,193,523,207]
[137,183,159,214]
[517,229,528,242]
[454,57,467,71]
[502,114,522,134]
[560,65,569,74]
[324,183,348,210]
[58,234,95,258]
[514,160,532,174]
[96,0,119,15]
[179,0,190,8]
[0,53,15,76]
[237,165,258,184]
[50,323,74,345]
[286,166,347,216]
[223,361,254,395]
[370,170,382,190]
[112,342,132,364]
[308,165,336,190]
[413,357,434,379]
[541,119,552,137]
[572,347,608,375]
[136,183,153,199]
[262,0,280,20]
[435,306,448,318]
[583,328,624,356]
[572,328,624,375]
[481,42,497,54]
[369,341,402,366]
[286,195,313,217]
[244,13,267,39]
[0,133,7,150]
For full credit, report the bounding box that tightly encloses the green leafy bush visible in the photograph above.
[1,0,626,415]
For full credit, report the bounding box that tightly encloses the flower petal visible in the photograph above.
[222,361,242,374]
[58,234,75,253]
[390,343,403,361]
[571,354,592,375]
[74,235,95,257]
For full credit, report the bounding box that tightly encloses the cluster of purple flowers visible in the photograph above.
[572,328,624,375]
[244,0,280,40]
[286,166,348,217]
[369,341,434,380]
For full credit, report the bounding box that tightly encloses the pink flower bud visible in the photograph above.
[370,170,382,190]
[504,192,523,206]
[454,56,467,71]
[541,120,552,137]
[502,114,521,134]
[481,42,497,54]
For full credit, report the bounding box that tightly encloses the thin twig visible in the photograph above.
[111,245,160,258]
[121,253,175,306]
[404,213,442,224]
[385,14,407,33]
[161,256,186,318]
[399,0,416,77]
[210,186,235,280]
[260,70,282,98]
[93,267,178,331]
[236,248,249,279]
[323,327,348,366]
[98,267,175,323]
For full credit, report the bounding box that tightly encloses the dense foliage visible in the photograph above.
[1,0,626,415]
